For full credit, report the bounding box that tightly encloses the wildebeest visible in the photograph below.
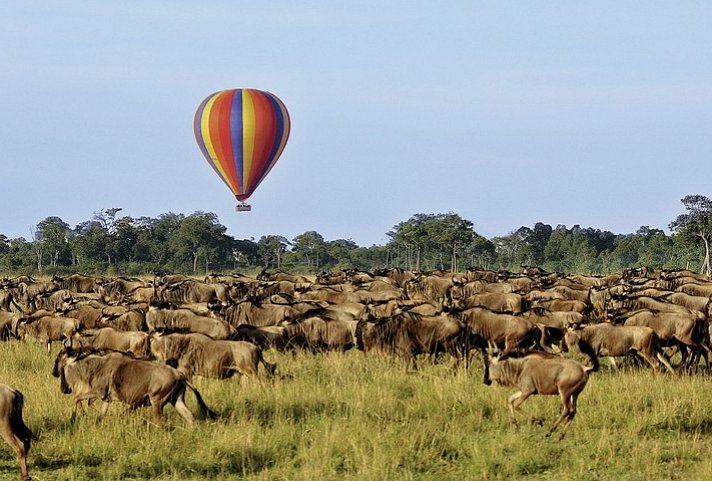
[563,323,675,374]
[483,350,594,439]
[52,349,216,425]
[49,273,104,293]
[355,312,472,370]
[449,292,525,315]
[282,317,358,352]
[68,327,151,358]
[621,309,711,370]
[210,298,303,327]
[156,279,228,304]
[149,332,276,381]
[146,303,235,340]
[0,384,32,481]
[457,307,545,351]
[15,312,81,352]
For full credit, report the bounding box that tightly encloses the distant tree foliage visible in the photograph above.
[0,197,708,275]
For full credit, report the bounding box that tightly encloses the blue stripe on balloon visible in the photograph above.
[230,89,244,193]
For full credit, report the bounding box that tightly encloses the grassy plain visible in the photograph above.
[1,341,711,481]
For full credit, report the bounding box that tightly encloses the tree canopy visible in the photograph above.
[0,196,708,276]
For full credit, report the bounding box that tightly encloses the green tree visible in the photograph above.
[257,235,290,269]
[292,231,327,270]
[669,195,712,276]
[170,212,231,274]
[34,216,72,271]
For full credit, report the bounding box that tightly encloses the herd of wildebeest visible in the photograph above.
[1,265,712,480]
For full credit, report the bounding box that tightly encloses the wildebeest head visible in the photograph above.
[51,349,76,394]
[149,333,167,362]
[562,325,583,353]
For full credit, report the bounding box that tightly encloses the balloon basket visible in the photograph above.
[235,203,252,212]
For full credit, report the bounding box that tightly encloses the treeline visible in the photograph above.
[1,195,711,276]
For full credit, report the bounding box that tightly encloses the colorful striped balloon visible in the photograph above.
[194,88,290,203]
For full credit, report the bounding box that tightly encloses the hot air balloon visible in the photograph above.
[193,88,290,212]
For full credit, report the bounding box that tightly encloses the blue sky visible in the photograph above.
[2,1,711,246]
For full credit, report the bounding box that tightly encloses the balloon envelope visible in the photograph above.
[194,89,290,202]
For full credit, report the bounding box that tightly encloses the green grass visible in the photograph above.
[1,341,712,480]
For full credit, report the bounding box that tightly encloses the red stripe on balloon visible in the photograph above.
[216,90,240,191]
[247,91,278,195]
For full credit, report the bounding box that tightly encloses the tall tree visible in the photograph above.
[35,216,72,270]
[257,235,290,269]
[170,212,230,274]
[669,194,712,276]
[292,231,326,270]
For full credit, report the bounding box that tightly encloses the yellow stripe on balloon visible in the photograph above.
[201,92,233,191]
[241,90,256,190]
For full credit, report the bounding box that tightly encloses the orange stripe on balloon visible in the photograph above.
[213,90,240,192]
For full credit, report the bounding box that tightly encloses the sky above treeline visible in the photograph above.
[2,1,711,246]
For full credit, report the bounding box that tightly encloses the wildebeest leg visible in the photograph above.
[0,422,30,481]
[98,401,111,421]
[549,391,578,440]
[507,390,534,426]
[71,394,97,422]
[655,352,677,375]
[636,350,662,372]
[172,393,195,426]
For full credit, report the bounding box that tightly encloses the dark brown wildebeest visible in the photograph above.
[100,308,147,332]
[0,384,32,481]
[96,276,150,302]
[149,332,276,381]
[531,298,588,314]
[373,267,417,288]
[156,279,229,304]
[521,308,585,351]
[282,317,358,352]
[146,303,235,340]
[0,311,21,341]
[69,328,151,358]
[234,324,287,351]
[483,350,594,440]
[257,269,310,284]
[14,312,81,352]
[404,275,455,306]
[457,307,545,352]
[33,289,102,312]
[210,298,303,327]
[0,289,23,313]
[563,323,675,374]
[52,350,216,425]
[355,312,473,370]
[621,309,711,371]
[49,273,104,293]
[448,292,525,315]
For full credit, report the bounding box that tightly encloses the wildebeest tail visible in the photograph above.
[575,338,600,372]
[11,390,34,447]
[258,350,277,378]
[355,320,365,351]
[183,380,218,420]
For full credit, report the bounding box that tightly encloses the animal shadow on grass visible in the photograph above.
[121,448,277,478]
[643,417,712,435]
[222,399,342,427]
